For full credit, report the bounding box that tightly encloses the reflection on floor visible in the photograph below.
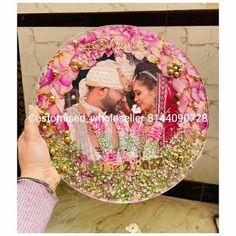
[45,181,218,233]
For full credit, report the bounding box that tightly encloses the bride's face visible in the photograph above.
[133,80,156,113]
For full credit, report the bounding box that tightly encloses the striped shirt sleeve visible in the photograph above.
[17,179,58,233]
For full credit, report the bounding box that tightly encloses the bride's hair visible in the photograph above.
[124,53,161,91]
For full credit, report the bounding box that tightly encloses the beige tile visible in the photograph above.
[146,26,219,86]
[185,39,219,86]
[21,75,38,112]
[205,85,219,138]
[18,3,218,14]
[145,26,188,53]
[184,85,218,184]
[18,28,42,77]
[18,26,218,107]
[45,182,218,233]
[187,26,218,45]
[33,27,88,44]
[185,137,219,184]
[206,3,219,9]
[18,27,89,77]
[17,3,87,13]
[180,26,219,86]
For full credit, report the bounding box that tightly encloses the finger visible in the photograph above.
[24,105,41,140]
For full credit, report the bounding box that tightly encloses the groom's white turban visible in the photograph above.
[79,58,134,101]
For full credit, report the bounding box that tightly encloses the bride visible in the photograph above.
[128,58,178,161]
[128,60,162,160]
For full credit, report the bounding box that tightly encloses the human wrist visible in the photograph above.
[20,168,61,192]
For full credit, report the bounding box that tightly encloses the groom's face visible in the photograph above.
[101,88,125,115]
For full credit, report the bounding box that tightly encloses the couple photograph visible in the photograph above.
[63,52,176,163]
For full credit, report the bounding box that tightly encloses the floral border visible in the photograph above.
[34,25,209,203]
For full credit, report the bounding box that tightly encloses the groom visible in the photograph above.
[64,58,134,162]
[79,59,128,115]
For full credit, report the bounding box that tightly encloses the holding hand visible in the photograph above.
[18,105,60,192]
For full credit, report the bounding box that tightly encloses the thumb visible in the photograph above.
[24,105,41,140]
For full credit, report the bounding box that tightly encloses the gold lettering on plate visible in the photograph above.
[83,37,148,52]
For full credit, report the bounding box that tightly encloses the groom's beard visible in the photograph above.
[101,94,119,115]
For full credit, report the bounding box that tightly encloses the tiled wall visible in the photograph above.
[17,3,219,185]
[17,3,219,13]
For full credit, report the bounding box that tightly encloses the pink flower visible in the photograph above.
[127,170,134,177]
[130,158,139,166]
[106,193,113,201]
[79,32,97,45]
[147,122,163,141]
[59,74,72,87]
[36,93,50,108]
[174,50,188,64]
[162,43,188,66]
[102,151,117,163]
[115,117,129,133]
[85,32,97,43]
[120,152,128,161]
[191,87,201,103]
[39,67,54,87]
[198,89,206,101]
[121,25,138,36]
[81,171,92,179]
[105,49,114,57]
[198,119,208,130]
[178,90,192,114]
[90,50,104,60]
[172,76,189,93]
[114,49,124,57]
[50,49,75,70]
[157,55,172,77]
[139,28,158,43]
[51,68,76,98]
[163,43,176,56]
[54,121,69,133]
[118,29,133,41]
[197,101,207,115]
[139,30,160,47]
[131,121,144,137]
[187,65,198,77]
[89,115,106,135]
[201,128,208,136]
[43,50,78,98]
[185,106,196,116]
[76,154,92,165]
[45,103,61,117]
[53,80,73,98]
[35,85,52,109]
[190,87,207,104]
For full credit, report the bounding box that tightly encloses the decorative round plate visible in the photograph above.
[34,25,209,203]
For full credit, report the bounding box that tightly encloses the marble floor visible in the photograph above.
[45,181,219,233]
